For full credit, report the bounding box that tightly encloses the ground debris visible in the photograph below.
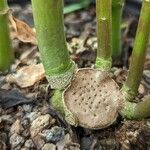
[42,143,56,150]
[41,126,65,143]
[10,119,22,135]
[30,114,53,138]
[6,63,45,88]
[0,2,149,149]
[10,133,24,149]
[57,134,80,150]
[9,14,37,45]
[0,89,34,109]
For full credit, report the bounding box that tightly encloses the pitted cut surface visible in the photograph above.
[63,69,121,129]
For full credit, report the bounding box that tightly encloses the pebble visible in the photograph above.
[138,84,145,95]
[42,126,65,143]
[42,143,56,150]
[122,139,131,150]
[10,119,22,134]
[33,135,45,150]
[25,112,41,122]
[22,118,29,127]
[0,141,6,150]
[145,119,150,127]
[10,133,24,148]
[30,114,52,137]
[22,129,30,138]
[24,139,35,148]
[86,37,97,50]
[57,134,80,150]
[21,148,29,150]
[22,104,32,112]
[5,108,15,114]
[0,132,7,150]
[0,115,14,124]
[126,131,138,143]
[80,137,93,150]
[15,109,24,118]
[57,134,71,149]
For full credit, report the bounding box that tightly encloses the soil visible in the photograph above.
[0,1,150,150]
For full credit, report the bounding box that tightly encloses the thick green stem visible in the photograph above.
[51,90,78,126]
[112,0,124,57]
[95,0,112,71]
[31,0,75,89]
[0,0,14,72]
[51,90,65,115]
[121,96,150,119]
[122,0,150,101]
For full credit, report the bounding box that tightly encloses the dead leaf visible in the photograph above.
[20,46,39,65]
[0,89,34,109]
[6,64,45,88]
[9,14,37,45]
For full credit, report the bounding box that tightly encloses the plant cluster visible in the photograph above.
[0,0,150,129]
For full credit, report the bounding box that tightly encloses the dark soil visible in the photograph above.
[0,1,150,150]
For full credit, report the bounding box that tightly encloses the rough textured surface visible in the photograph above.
[42,143,56,150]
[6,63,45,88]
[95,57,112,71]
[10,133,24,148]
[30,114,52,137]
[63,69,122,129]
[41,126,65,142]
[46,61,76,90]
[121,84,136,102]
[10,119,22,134]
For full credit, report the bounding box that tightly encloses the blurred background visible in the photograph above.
[7,0,145,68]
[8,0,142,16]
[7,0,142,27]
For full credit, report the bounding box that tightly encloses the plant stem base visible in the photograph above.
[46,61,76,90]
[121,84,136,102]
[95,57,112,71]
[120,101,136,119]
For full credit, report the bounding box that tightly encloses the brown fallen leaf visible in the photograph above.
[6,64,45,88]
[9,14,37,45]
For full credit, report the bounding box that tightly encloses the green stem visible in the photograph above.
[64,0,92,14]
[121,96,150,119]
[112,0,124,57]
[51,90,65,115]
[0,0,14,72]
[95,0,112,71]
[31,0,75,90]
[122,0,150,101]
